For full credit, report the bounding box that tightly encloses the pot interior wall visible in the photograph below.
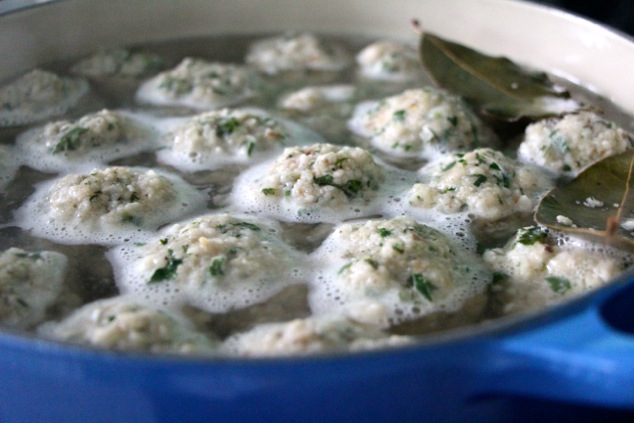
[1,0,634,114]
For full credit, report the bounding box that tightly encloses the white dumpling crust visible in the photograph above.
[409,148,552,221]
[246,33,351,75]
[517,111,634,177]
[310,216,490,327]
[348,87,497,158]
[40,296,217,355]
[0,248,67,329]
[110,214,307,314]
[483,226,623,315]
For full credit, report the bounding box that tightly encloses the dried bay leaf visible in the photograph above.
[534,149,634,251]
[420,32,580,121]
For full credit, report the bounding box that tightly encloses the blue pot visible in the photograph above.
[2,271,633,423]
[2,1,634,422]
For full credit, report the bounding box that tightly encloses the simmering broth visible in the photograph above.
[0,32,632,357]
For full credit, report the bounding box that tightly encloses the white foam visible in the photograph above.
[306,217,490,327]
[13,166,207,246]
[0,72,89,127]
[15,110,162,174]
[107,213,310,313]
[135,59,260,110]
[551,229,634,269]
[156,107,324,172]
[228,155,418,224]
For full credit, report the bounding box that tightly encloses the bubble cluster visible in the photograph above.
[156,107,323,172]
[108,213,309,314]
[0,69,89,126]
[14,166,207,245]
[15,110,161,173]
[307,216,491,328]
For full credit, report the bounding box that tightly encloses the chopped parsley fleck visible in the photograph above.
[52,126,89,154]
[88,189,103,202]
[247,140,256,156]
[149,249,183,283]
[472,174,487,187]
[378,227,392,237]
[341,179,363,197]
[209,256,226,277]
[122,214,142,226]
[545,276,572,294]
[364,258,379,269]
[159,238,168,245]
[262,188,277,196]
[392,243,404,253]
[493,173,511,188]
[158,77,192,94]
[338,262,352,274]
[14,252,42,260]
[447,116,458,127]
[489,162,501,171]
[313,175,334,186]
[408,273,438,302]
[216,117,241,137]
[234,222,261,231]
[393,109,407,121]
[335,157,349,167]
[313,175,365,198]
[492,272,508,284]
[517,226,548,246]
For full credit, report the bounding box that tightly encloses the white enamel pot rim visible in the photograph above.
[1,0,634,115]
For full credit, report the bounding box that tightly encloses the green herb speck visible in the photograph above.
[234,222,261,231]
[364,258,379,269]
[409,273,438,302]
[472,174,487,187]
[215,117,241,137]
[313,175,334,186]
[247,140,255,156]
[52,126,89,154]
[546,276,572,294]
[149,249,183,283]
[517,226,548,246]
[338,262,352,274]
[209,256,225,277]
[492,272,508,284]
[393,110,406,121]
[122,214,142,226]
